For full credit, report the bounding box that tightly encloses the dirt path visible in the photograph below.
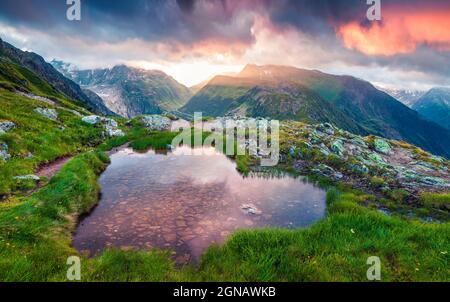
[36,156,74,179]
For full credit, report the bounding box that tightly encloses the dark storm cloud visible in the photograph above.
[177,0,196,13]
[0,0,448,85]
[1,0,448,44]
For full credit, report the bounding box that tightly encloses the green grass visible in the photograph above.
[0,89,104,196]
[130,131,179,151]
[419,193,450,209]
[0,151,110,281]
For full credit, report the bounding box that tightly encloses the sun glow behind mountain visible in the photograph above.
[130,60,243,87]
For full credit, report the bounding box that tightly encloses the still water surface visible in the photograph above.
[73,146,326,263]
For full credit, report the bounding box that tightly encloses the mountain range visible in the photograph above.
[182,64,450,158]
[0,38,115,116]
[52,61,192,118]
[1,37,449,158]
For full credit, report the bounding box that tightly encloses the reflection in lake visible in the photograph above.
[73,146,326,263]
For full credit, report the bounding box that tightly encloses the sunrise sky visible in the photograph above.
[0,0,449,89]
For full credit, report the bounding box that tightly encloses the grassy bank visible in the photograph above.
[0,151,110,281]
[0,89,104,196]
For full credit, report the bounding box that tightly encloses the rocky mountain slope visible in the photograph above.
[412,88,450,131]
[52,61,192,118]
[0,38,114,116]
[182,64,450,158]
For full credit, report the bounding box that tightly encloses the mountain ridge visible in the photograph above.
[52,61,193,118]
[412,87,450,131]
[0,38,115,116]
[182,64,450,158]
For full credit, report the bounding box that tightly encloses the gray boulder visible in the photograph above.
[82,115,102,125]
[34,108,58,121]
[141,115,171,131]
[0,121,16,134]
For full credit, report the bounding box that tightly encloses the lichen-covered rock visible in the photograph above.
[141,115,171,131]
[317,123,335,135]
[419,176,449,187]
[351,137,368,148]
[374,138,391,154]
[331,139,344,156]
[34,108,58,121]
[0,121,16,134]
[367,152,384,163]
[318,143,330,156]
[351,164,370,174]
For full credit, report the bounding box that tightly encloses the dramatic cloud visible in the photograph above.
[338,5,450,55]
[0,0,449,88]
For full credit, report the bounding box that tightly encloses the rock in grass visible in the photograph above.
[106,128,125,137]
[13,175,40,181]
[141,115,171,131]
[0,143,11,161]
[82,115,102,125]
[0,121,16,134]
[374,138,391,154]
[34,108,58,121]
[82,116,123,137]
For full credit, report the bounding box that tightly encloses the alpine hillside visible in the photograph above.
[182,64,450,158]
[412,87,450,131]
